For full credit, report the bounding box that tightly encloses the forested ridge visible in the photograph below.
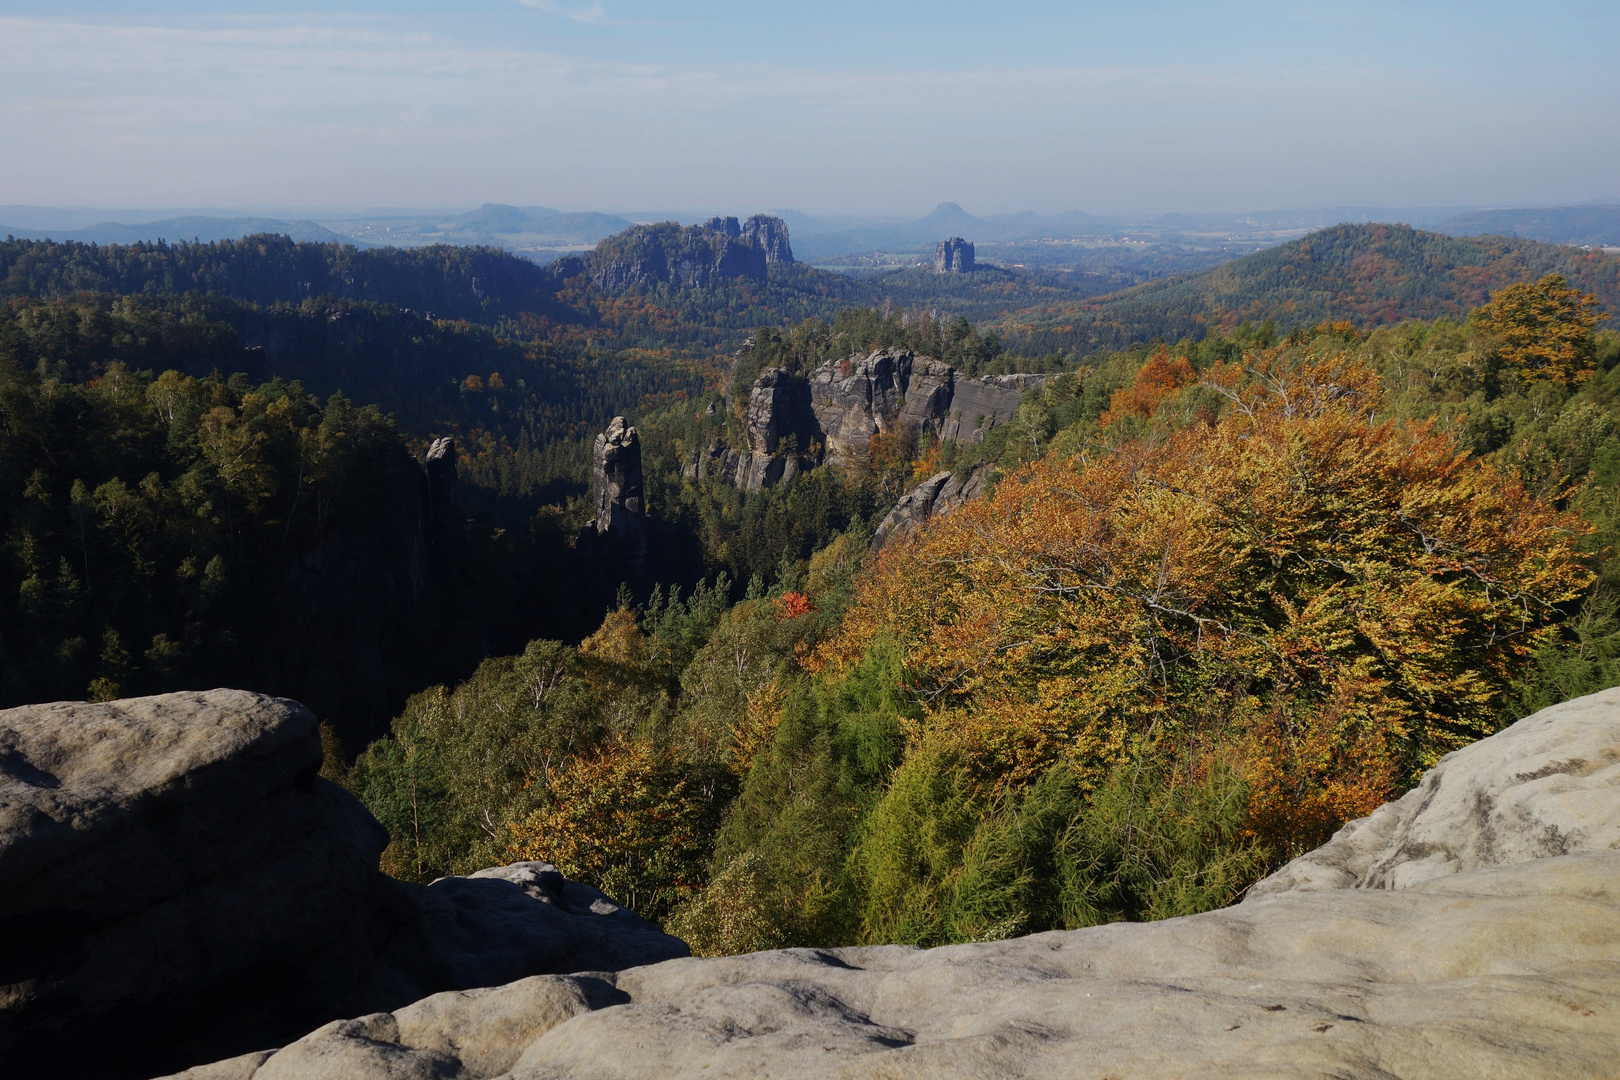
[995,224,1620,357]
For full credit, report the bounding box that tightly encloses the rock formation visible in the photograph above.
[740,214,794,263]
[1248,684,1620,896]
[733,369,816,494]
[167,688,1620,1080]
[589,417,647,558]
[870,462,993,552]
[576,216,793,293]
[808,349,1035,464]
[700,215,741,239]
[0,691,686,1080]
[692,350,1039,495]
[934,236,975,273]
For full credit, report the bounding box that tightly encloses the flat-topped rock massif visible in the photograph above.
[0,691,685,1080]
[166,688,1620,1080]
[558,214,795,293]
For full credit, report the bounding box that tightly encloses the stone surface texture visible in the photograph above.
[589,417,647,557]
[163,690,1620,1080]
[0,691,684,1080]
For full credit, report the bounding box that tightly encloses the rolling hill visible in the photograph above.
[995,223,1620,357]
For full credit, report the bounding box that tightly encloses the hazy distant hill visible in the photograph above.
[0,216,360,246]
[1435,206,1620,248]
[997,223,1620,356]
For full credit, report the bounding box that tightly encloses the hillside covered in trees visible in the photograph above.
[997,224,1620,356]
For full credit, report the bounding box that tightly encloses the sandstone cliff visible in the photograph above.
[167,688,1620,1080]
[700,350,1040,494]
[934,237,975,273]
[870,462,994,552]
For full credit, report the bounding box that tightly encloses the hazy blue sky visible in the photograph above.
[0,1,1615,214]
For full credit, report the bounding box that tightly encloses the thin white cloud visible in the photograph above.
[516,0,607,24]
[0,15,1612,212]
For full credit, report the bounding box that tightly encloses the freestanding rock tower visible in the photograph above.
[591,416,647,558]
[934,236,975,273]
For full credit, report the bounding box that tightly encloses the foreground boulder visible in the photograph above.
[167,689,1620,1080]
[0,691,685,1080]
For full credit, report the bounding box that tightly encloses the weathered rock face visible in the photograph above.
[870,462,993,552]
[934,236,975,273]
[590,417,647,558]
[740,214,794,263]
[808,349,1032,464]
[1248,684,1620,897]
[0,691,685,1080]
[173,689,1620,1080]
[733,369,815,494]
[696,351,1038,494]
[700,215,740,239]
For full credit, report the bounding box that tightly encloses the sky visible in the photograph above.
[0,1,1616,216]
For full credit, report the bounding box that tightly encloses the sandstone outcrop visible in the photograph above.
[740,214,794,264]
[695,351,1038,494]
[169,689,1620,1080]
[808,350,1035,464]
[588,417,647,558]
[934,236,975,273]
[0,691,685,1080]
[732,369,815,494]
[871,462,993,552]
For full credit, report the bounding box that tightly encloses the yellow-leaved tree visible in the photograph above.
[1474,272,1605,386]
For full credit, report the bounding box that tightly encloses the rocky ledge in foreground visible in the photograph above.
[0,691,686,1080]
[169,688,1620,1080]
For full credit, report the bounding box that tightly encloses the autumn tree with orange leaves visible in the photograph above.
[820,348,1593,853]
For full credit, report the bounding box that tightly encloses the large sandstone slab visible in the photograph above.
[0,691,685,1080]
[165,689,1620,1079]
